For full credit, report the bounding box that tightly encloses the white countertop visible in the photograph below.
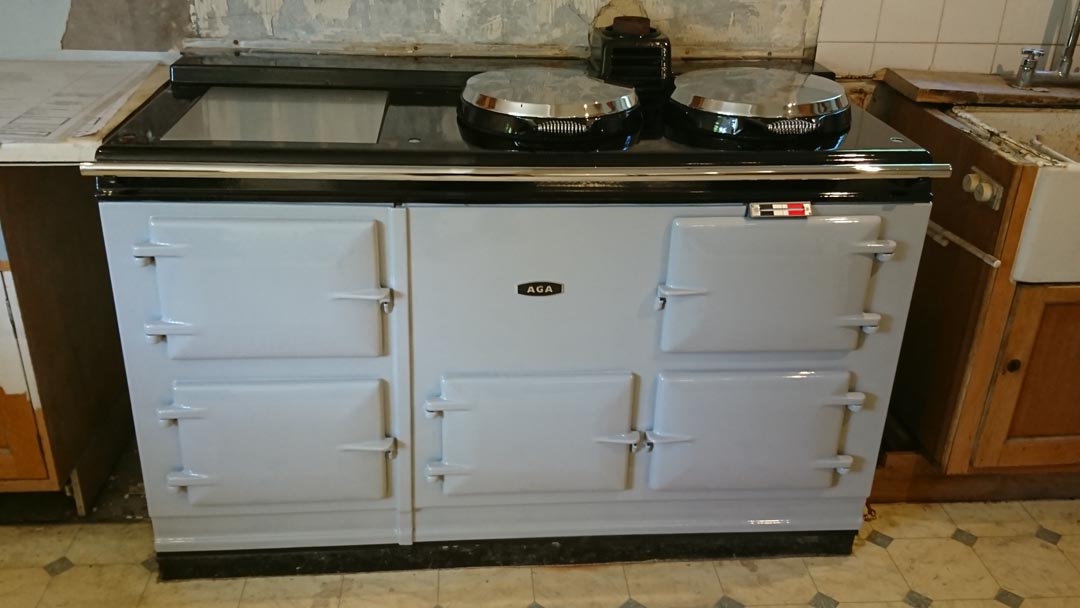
[0,59,169,164]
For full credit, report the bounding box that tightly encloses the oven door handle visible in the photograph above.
[655,284,709,310]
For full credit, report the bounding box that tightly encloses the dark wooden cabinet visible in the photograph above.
[870,85,1080,482]
[0,166,131,512]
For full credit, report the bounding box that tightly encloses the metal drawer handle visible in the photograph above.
[926,221,1002,269]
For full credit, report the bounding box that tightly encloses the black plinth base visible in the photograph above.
[156,530,856,581]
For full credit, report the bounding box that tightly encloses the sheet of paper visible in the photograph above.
[0,60,154,144]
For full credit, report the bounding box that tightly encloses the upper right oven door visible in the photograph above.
[658,215,891,353]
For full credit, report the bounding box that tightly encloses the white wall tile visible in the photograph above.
[931,42,997,71]
[877,0,946,42]
[871,42,937,70]
[816,42,876,75]
[819,0,883,42]
[939,0,1007,43]
[999,0,1066,43]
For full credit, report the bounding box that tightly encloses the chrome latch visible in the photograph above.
[644,430,693,452]
[595,431,644,453]
[836,312,882,335]
[165,470,216,494]
[338,437,398,459]
[144,319,197,344]
[853,239,898,262]
[655,284,708,311]
[422,397,471,419]
[424,462,473,483]
[827,392,868,413]
[330,288,394,314]
[748,202,812,218]
[156,404,207,427]
[814,454,855,476]
[132,240,187,266]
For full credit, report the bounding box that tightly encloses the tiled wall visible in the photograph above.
[817,0,1080,76]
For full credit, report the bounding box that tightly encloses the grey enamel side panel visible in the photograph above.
[660,216,884,352]
[167,379,389,506]
[146,216,385,359]
[428,373,635,495]
[649,370,852,491]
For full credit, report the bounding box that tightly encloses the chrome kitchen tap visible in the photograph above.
[1011,1,1080,88]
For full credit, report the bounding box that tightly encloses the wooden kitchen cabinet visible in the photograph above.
[870,85,1080,483]
[0,166,132,513]
[973,285,1080,468]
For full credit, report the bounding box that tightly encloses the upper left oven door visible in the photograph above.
[135,214,389,359]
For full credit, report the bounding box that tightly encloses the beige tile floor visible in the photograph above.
[1,500,1079,608]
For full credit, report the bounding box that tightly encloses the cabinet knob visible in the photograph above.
[973,182,995,203]
[962,173,981,193]
[1005,358,1022,373]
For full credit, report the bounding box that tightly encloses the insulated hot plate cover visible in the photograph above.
[667,67,851,149]
[458,67,643,151]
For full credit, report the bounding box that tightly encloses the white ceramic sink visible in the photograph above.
[959,107,1080,283]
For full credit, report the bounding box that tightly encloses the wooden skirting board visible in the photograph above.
[870,451,1080,503]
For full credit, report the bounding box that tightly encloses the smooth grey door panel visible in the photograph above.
[648,370,860,491]
[141,217,387,359]
[659,216,891,352]
[425,373,636,495]
[162,379,393,506]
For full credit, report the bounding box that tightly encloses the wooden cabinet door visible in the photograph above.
[974,285,1080,468]
[0,273,47,480]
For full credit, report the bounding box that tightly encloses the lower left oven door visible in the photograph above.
[162,379,392,506]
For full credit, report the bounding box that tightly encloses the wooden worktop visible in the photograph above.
[880,68,1080,106]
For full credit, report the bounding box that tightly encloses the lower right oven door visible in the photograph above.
[648,370,860,491]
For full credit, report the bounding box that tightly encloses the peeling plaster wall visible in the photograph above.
[190,0,823,59]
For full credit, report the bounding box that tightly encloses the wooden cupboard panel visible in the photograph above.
[975,285,1080,468]
[0,390,47,479]
[1008,300,1080,438]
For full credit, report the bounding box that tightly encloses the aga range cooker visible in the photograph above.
[84,52,949,576]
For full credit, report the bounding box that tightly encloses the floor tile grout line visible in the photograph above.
[529,566,536,604]
[620,563,631,601]
[435,567,441,606]
[797,556,821,597]
[876,537,916,599]
[709,558,727,599]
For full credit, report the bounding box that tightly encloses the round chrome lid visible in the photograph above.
[462,67,639,119]
[671,67,849,119]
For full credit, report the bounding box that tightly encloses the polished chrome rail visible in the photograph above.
[81,161,952,182]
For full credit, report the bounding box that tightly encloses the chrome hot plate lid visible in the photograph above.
[671,67,849,119]
[461,67,639,119]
